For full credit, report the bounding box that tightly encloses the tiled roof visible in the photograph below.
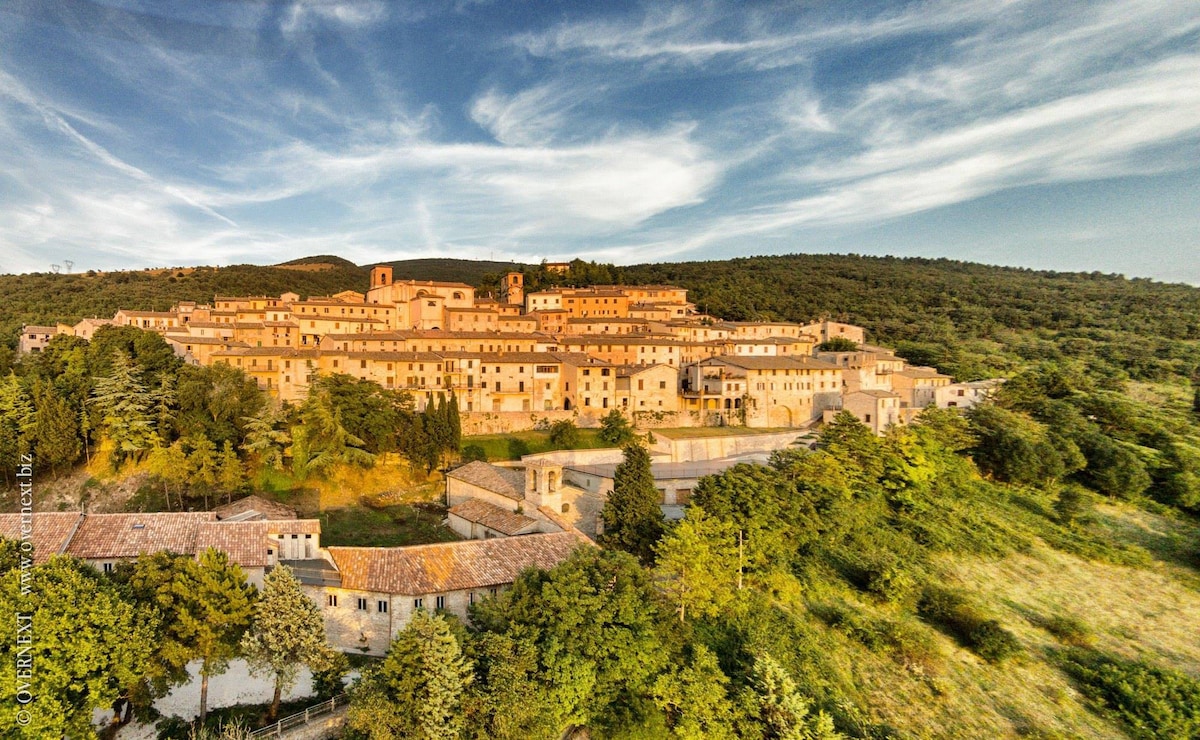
[66,512,216,559]
[214,495,297,521]
[448,499,538,536]
[196,520,320,568]
[704,355,840,371]
[0,513,83,564]
[21,325,58,334]
[447,461,526,501]
[327,532,585,594]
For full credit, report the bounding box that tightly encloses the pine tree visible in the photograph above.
[242,403,290,471]
[187,434,219,508]
[176,549,257,724]
[241,565,336,720]
[347,609,473,740]
[653,507,738,623]
[740,653,841,740]
[90,351,156,465]
[293,385,375,478]
[0,372,35,485]
[153,373,177,441]
[600,443,665,564]
[32,386,81,476]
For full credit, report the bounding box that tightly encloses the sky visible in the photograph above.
[1,0,1198,282]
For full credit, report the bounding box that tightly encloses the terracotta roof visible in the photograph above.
[214,495,297,521]
[0,513,83,564]
[447,461,526,500]
[196,520,320,568]
[704,355,840,371]
[448,499,538,536]
[66,512,216,559]
[21,325,58,334]
[327,532,585,594]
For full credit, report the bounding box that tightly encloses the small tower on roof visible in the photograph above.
[500,271,524,306]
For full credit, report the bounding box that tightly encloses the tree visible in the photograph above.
[599,408,636,446]
[600,443,665,564]
[462,629,562,740]
[32,384,80,475]
[470,548,667,731]
[347,609,473,740]
[186,434,220,508]
[125,549,256,724]
[816,337,858,352]
[0,373,34,486]
[654,507,739,623]
[0,556,154,738]
[292,380,375,478]
[653,645,738,740]
[241,565,336,720]
[690,464,790,575]
[242,402,291,472]
[739,653,840,740]
[147,440,189,511]
[90,351,157,465]
[218,440,245,504]
[548,418,581,449]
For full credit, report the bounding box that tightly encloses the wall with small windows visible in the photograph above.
[306,584,505,656]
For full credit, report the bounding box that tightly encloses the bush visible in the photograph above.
[917,585,1021,663]
[548,419,581,449]
[1054,483,1093,526]
[1059,648,1200,739]
[1041,614,1094,647]
[461,444,487,463]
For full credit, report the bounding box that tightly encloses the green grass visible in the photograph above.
[462,429,608,461]
[318,503,460,547]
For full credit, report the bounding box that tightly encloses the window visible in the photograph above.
[103,562,114,573]
[327,595,338,607]
[414,598,423,609]
[435,595,445,610]
[469,592,476,605]
[378,600,388,613]
[357,598,368,610]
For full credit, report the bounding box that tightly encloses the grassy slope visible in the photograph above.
[462,428,609,461]
[799,501,1200,739]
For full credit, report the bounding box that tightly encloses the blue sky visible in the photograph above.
[1,0,1198,282]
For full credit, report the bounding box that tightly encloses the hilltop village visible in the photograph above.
[11,266,1004,657]
[20,265,994,435]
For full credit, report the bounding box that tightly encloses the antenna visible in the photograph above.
[50,264,61,274]
[63,259,74,273]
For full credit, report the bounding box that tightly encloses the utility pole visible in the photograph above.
[737,529,744,590]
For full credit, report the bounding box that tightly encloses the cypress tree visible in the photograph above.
[599,444,665,564]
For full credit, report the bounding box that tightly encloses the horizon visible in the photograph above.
[5,250,1200,288]
[2,1,1197,282]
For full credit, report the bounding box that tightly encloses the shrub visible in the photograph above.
[1042,614,1094,647]
[1059,648,1200,739]
[1054,483,1093,526]
[917,585,1021,663]
[461,444,487,463]
[548,418,581,449]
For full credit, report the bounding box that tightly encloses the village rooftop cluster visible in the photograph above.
[20,265,997,436]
